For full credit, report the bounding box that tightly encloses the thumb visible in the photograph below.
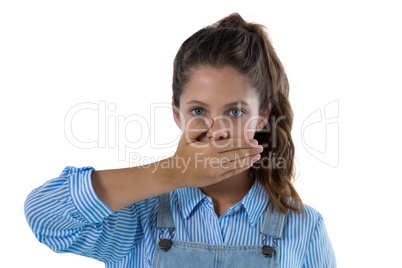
[183,117,213,143]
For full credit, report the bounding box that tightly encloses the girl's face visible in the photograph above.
[173,65,269,142]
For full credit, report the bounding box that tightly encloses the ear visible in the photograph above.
[256,104,271,132]
[172,101,181,129]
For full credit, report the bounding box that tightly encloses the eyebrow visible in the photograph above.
[186,100,250,108]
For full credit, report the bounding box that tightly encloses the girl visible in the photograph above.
[24,13,336,267]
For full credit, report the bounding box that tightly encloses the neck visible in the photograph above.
[199,169,255,215]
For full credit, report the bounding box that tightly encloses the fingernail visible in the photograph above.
[209,118,214,127]
[201,119,210,128]
[252,139,258,145]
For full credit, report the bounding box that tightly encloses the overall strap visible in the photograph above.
[261,200,288,239]
[156,192,175,229]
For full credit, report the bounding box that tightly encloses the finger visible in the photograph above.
[183,117,212,143]
[219,152,259,171]
[212,138,259,152]
[218,147,262,162]
[217,154,258,181]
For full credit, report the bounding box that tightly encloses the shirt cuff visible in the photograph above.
[63,166,114,223]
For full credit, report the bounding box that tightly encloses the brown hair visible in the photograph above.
[171,13,304,215]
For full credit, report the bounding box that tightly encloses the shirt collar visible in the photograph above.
[241,170,270,227]
[176,186,206,220]
[176,169,269,227]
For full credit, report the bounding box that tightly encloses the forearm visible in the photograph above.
[91,157,178,212]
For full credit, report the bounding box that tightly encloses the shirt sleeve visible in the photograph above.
[24,166,144,264]
[302,214,337,268]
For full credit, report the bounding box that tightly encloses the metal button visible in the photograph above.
[262,245,274,258]
[159,239,172,252]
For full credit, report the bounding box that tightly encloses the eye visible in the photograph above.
[229,108,244,117]
[189,107,245,117]
[190,107,204,116]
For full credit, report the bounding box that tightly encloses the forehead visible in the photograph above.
[182,65,256,102]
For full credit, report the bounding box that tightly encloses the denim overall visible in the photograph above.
[152,191,288,268]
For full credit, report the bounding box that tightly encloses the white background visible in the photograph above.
[1,0,401,267]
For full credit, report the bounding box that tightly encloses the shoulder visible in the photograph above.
[284,203,337,266]
[287,202,323,221]
[132,194,159,217]
[285,203,324,239]
[132,190,180,217]
[132,191,177,225]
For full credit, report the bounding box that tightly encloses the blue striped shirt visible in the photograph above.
[24,166,336,267]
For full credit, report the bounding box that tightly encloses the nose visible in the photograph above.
[206,116,230,140]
